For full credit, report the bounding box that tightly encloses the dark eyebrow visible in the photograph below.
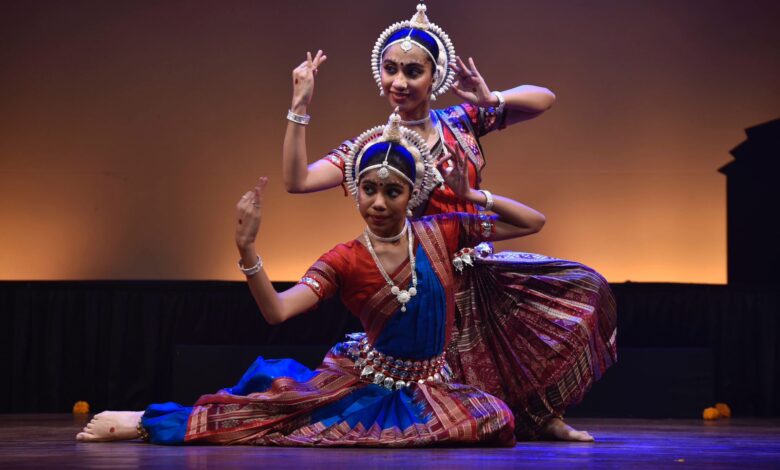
[384,58,425,67]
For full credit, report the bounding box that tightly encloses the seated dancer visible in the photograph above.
[77,111,552,446]
[284,3,617,440]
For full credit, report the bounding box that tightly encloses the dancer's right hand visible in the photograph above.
[291,50,327,111]
[235,177,268,250]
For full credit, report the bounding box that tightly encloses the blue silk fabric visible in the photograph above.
[142,245,447,444]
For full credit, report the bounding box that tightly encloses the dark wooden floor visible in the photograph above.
[1,415,779,469]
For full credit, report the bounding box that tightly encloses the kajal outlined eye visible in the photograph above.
[405,65,423,78]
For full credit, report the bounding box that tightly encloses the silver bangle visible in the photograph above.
[286,109,311,126]
[238,256,263,276]
[491,90,505,115]
[479,189,494,212]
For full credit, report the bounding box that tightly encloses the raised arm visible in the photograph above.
[444,149,546,241]
[235,177,319,324]
[450,56,556,127]
[284,50,344,194]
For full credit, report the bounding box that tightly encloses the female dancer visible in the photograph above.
[283,3,616,441]
[77,112,548,446]
[283,3,556,217]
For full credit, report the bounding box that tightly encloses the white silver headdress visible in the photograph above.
[371,2,457,101]
[344,109,439,213]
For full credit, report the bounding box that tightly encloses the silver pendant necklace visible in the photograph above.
[363,221,418,312]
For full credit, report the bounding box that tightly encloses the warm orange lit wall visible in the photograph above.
[2,1,779,283]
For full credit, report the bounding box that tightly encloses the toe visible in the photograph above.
[576,431,595,442]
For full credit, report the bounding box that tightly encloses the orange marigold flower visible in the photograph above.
[715,403,731,418]
[702,407,720,420]
[72,401,90,414]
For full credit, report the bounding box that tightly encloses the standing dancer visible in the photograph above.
[282,3,616,441]
[284,3,555,215]
[77,111,547,446]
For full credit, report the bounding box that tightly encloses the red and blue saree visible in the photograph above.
[142,213,518,446]
[323,103,618,439]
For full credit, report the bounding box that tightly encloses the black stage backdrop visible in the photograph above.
[1,282,778,417]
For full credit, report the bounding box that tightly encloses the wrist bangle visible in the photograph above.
[478,189,494,212]
[287,109,311,126]
[491,90,505,115]
[238,255,263,276]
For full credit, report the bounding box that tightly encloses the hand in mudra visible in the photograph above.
[235,177,268,249]
[443,153,471,200]
[291,50,327,108]
[450,56,494,107]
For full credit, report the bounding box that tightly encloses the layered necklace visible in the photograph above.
[363,219,417,312]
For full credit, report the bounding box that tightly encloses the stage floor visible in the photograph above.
[1,415,778,469]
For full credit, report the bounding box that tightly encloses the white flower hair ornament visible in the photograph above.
[344,108,440,215]
[371,2,457,101]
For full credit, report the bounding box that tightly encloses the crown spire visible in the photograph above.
[409,3,431,30]
[382,107,403,142]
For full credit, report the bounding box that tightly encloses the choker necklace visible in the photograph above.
[400,113,431,127]
[363,221,417,312]
[366,219,408,243]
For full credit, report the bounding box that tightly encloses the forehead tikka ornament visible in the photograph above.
[377,144,393,180]
[401,29,414,53]
[344,108,439,214]
[371,2,457,101]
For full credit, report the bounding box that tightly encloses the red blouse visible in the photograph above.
[297,213,493,345]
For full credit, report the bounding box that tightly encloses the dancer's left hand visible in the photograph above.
[235,177,268,250]
[450,56,495,107]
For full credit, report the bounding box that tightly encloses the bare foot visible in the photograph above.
[76,411,144,442]
[540,417,595,442]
